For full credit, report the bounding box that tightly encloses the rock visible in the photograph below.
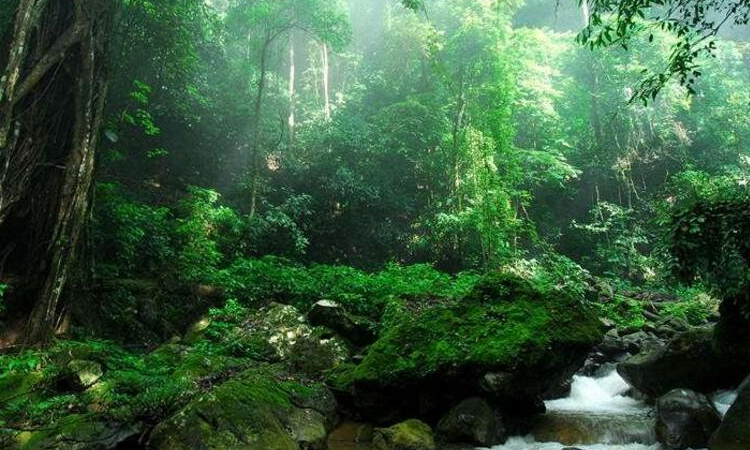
[308,300,376,346]
[70,360,103,388]
[655,389,721,450]
[56,360,103,392]
[289,329,349,377]
[618,327,739,398]
[620,330,661,354]
[710,374,750,450]
[331,272,602,421]
[373,419,436,450]
[531,411,655,446]
[232,302,349,375]
[436,397,506,446]
[286,408,328,449]
[148,370,318,450]
[17,414,142,450]
[327,422,374,448]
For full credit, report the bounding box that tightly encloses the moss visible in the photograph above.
[333,271,602,388]
[373,419,436,450]
[15,414,142,450]
[148,369,304,450]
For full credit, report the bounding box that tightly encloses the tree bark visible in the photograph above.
[0,0,113,344]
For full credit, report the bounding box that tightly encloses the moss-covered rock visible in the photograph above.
[331,272,602,420]
[147,368,335,450]
[13,414,142,450]
[373,419,436,450]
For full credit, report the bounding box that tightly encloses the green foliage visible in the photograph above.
[580,0,750,101]
[217,256,479,319]
[174,187,241,282]
[573,202,653,281]
[661,171,750,298]
[93,183,173,278]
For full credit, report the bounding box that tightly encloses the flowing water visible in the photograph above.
[328,369,738,450]
[483,368,737,450]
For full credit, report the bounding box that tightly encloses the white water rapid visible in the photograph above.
[481,369,668,450]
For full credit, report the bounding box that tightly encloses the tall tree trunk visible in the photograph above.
[249,37,271,217]
[288,33,296,147]
[0,0,113,344]
[321,42,331,121]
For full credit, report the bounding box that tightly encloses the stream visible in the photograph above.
[484,368,736,450]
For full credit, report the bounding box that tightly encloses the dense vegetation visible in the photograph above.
[0,0,749,449]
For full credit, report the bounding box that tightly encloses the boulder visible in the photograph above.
[436,397,506,446]
[16,414,142,450]
[327,422,374,448]
[618,327,738,398]
[331,272,602,421]
[64,360,103,390]
[308,300,376,346]
[373,419,436,450]
[710,375,750,450]
[655,389,721,450]
[148,370,322,450]
[286,408,328,450]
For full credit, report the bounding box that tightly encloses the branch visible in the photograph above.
[12,22,85,106]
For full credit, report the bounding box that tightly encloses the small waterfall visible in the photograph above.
[485,369,662,450]
[546,370,645,414]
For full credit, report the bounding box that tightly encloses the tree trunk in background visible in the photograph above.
[0,0,113,343]
[321,42,331,121]
[288,33,296,147]
[249,37,270,217]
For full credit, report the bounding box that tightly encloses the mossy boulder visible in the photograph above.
[308,300,376,346]
[331,272,602,421]
[147,368,336,450]
[373,419,436,450]
[13,414,142,450]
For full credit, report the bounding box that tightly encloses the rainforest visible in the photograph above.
[1,0,749,449]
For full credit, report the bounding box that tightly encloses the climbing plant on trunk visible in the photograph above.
[0,0,114,343]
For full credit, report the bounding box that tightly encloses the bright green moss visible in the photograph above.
[147,369,303,450]
[334,272,603,387]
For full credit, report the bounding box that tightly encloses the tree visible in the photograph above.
[579,0,750,101]
[0,0,114,343]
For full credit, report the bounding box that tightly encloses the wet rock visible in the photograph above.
[327,422,374,448]
[618,327,737,398]
[710,374,750,450]
[655,389,721,449]
[436,397,506,446]
[308,300,376,346]
[373,419,436,450]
